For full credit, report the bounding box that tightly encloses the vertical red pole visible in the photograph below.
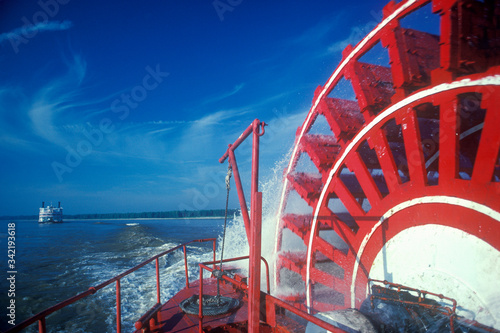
[248,120,263,333]
[250,120,260,220]
[199,268,204,333]
[156,258,161,304]
[184,245,189,288]
[116,280,121,333]
[249,192,263,333]
[212,239,216,270]
[38,318,46,333]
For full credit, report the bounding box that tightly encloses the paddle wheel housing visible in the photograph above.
[274,0,500,328]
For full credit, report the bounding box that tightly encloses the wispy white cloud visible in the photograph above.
[172,108,250,165]
[288,18,339,47]
[326,20,379,55]
[146,127,174,136]
[201,83,245,105]
[113,122,175,160]
[166,103,308,212]
[94,108,251,171]
[193,108,248,127]
[0,20,73,47]
[281,12,347,61]
[0,53,101,156]
[27,54,87,146]
[280,9,382,63]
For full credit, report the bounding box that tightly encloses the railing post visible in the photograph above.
[250,121,260,227]
[184,245,189,288]
[199,267,204,333]
[248,120,264,333]
[248,192,263,333]
[262,257,270,294]
[156,258,161,304]
[212,239,216,270]
[38,317,46,333]
[116,280,121,333]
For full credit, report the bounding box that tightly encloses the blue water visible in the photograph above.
[0,218,229,332]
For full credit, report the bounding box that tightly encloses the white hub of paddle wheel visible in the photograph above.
[369,223,500,327]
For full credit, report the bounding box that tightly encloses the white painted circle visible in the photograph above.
[369,224,500,329]
[305,75,500,310]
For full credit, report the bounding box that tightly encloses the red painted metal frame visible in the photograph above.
[318,79,500,310]
[198,259,346,333]
[200,255,271,294]
[216,119,348,332]
[369,279,458,331]
[248,191,263,333]
[5,238,217,333]
[219,118,266,333]
[275,0,500,318]
[219,119,266,240]
[367,279,500,333]
[116,280,122,333]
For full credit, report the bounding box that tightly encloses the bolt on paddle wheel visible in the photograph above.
[274,0,500,329]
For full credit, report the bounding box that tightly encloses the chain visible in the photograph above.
[220,163,232,269]
[216,163,232,303]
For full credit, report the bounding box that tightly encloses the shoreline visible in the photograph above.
[67,216,229,221]
[1,216,231,222]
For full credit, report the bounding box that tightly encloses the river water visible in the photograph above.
[0,218,231,332]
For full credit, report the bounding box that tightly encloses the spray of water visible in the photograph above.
[217,148,293,294]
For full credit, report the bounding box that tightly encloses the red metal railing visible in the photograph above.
[6,238,217,333]
[369,279,457,331]
[197,256,269,333]
[197,257,346,333]
[368,279,500,333]
[200,255,271,292]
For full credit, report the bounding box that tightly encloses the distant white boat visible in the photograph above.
[39,202,63,223]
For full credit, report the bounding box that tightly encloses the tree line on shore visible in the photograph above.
[0,209,240,221]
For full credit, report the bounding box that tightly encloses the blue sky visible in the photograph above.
[0,0,387,215]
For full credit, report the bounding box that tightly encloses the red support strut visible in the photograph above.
[220,119,266,333]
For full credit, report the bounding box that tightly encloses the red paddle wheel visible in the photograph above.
[274,0,500,328]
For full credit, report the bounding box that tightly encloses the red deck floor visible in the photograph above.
[134,278,249,333]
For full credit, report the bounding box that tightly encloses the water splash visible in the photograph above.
[217,148,293,294]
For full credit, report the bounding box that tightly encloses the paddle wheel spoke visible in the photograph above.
[438,97,460,182]
[368,129,402,193]
[398,108,428,186]
[345,152,383,206]
[472,93,500,184]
